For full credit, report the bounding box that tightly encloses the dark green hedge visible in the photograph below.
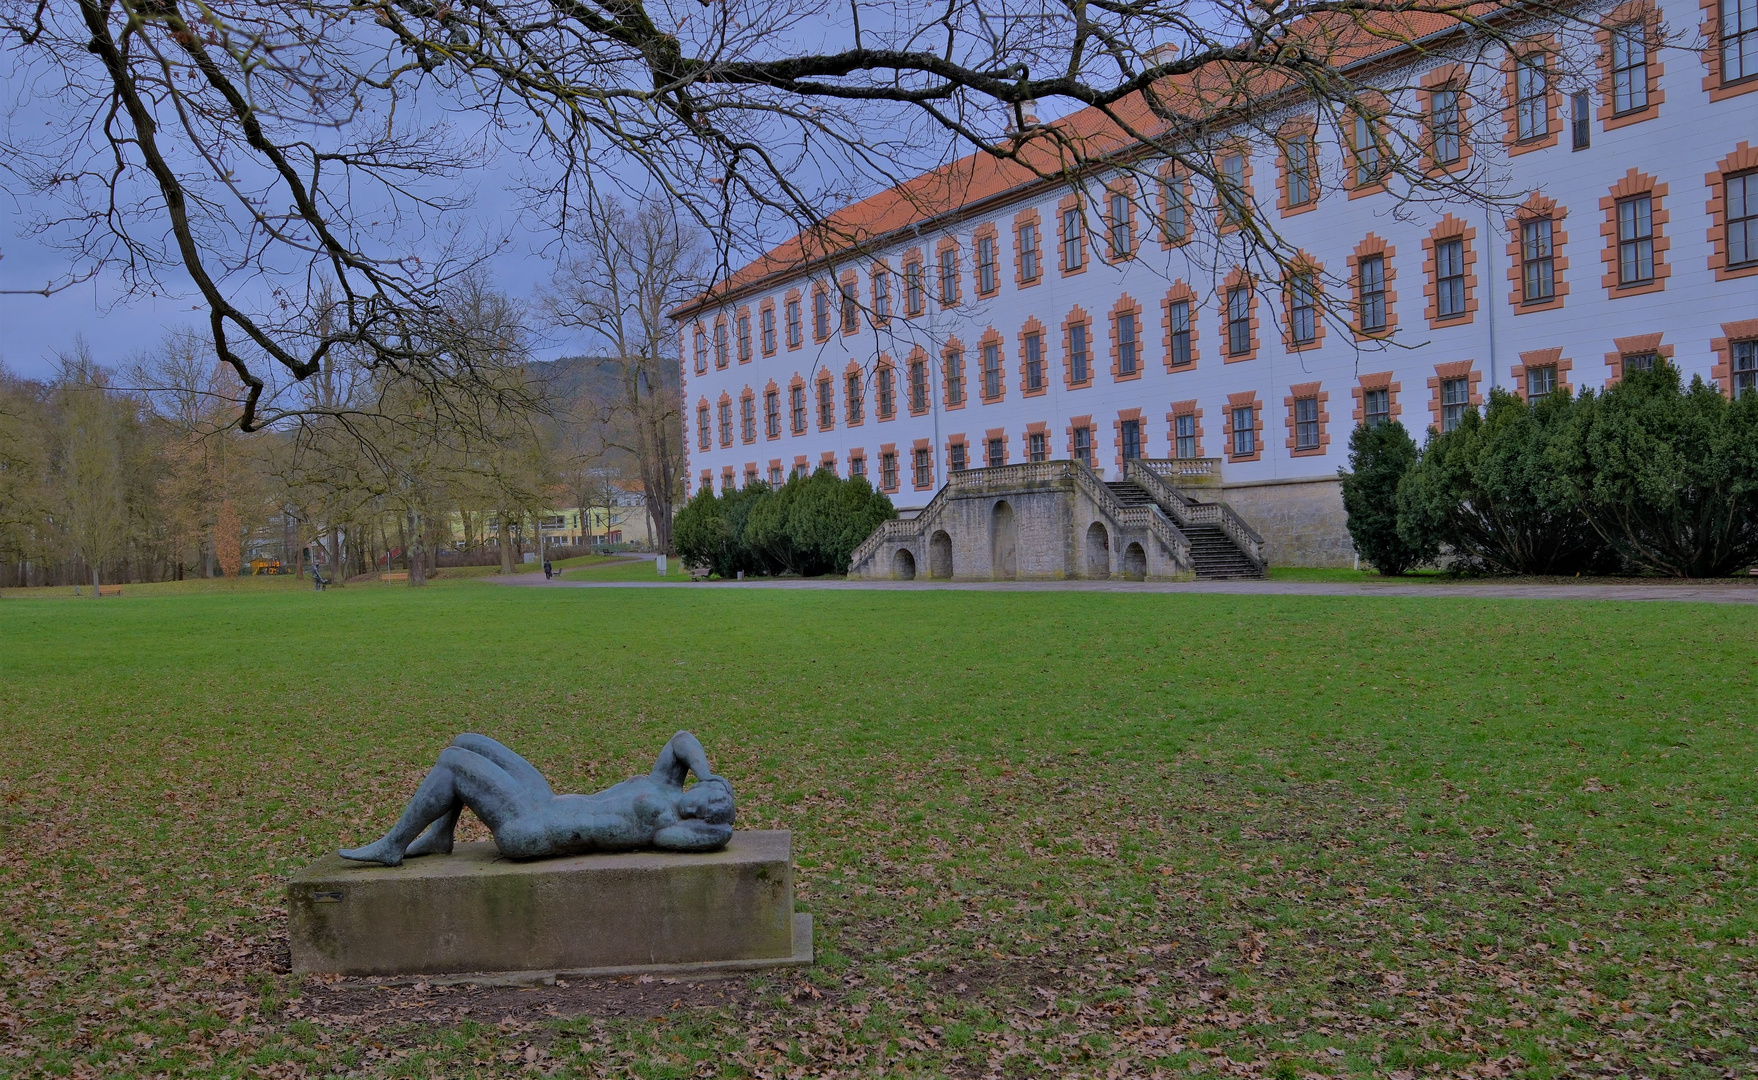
[1341,367,1758,577]
[673,468,897,577]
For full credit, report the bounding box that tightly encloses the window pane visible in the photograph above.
[1162,177,1187,242]
[1729,172,1756,267]
[1442,377,1470,431]
[1517,56,1548,140]
[1354,114,1380,186]
[1365,388,1390,427]
[1521,219,1555,302]
[1437,239,1466,317]
[1220,154,1246,224]
[1295,397,1320,449]
[1110,193,1131,257]
[1359,255,1386,330]
[1170,300,1192,366]
[1431,89,1461,163]
[1286,139,1311,205]
[1121,419,1141,460]
[1232,407,1255,456]
[1725,0,1758,81]
[1228,287,1251,354]
[1290,273,1316,343]
[1612,25,1648,113]
[1733,340,1757,398]
[1618,196,1655,284]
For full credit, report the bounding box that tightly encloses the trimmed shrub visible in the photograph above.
[1339,420,1432,575]
[1397,389,1613,575]
[786,468,897,575]
[672,485,738,577]
[676,469,896,577]
[1549,366,1758,577]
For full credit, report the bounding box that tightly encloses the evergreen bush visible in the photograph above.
[1339,420,1432,575]
[672,484,742,578]
[675,468,895,577]
[1396,389,1613,576]
[1549,366,1758,577]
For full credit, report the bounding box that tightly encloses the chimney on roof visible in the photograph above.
[1146,42,1180,69]
[1005,98,1040,137]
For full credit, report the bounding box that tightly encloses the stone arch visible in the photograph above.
[892,548,917,580]
[1122,542,1147,580]
[1085,521,1110,577]
[929,531,954,579]
[989,500,1018,579]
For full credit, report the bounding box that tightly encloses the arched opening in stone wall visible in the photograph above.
[892,548,917,580]
[1122,542,1147,580]
[929,531,954,579]
[989,501,1018,580]
[1084,521,1110,577]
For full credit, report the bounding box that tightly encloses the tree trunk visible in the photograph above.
[408,511,427,586]
[328,527,343,586]
[497,517,516,575]
[91,563,101,597]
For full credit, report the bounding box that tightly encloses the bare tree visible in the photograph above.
[53,347,128,594]
[2,0,1622,430]
[0,365,49,586]
[545,197,697,552]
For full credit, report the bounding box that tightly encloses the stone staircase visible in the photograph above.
[1105,478,1264,579]
[845,458,1267,581]
[1180,523,1265,578]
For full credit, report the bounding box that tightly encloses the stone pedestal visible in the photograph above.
[288,830,811,978]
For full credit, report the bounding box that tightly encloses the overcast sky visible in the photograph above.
[0,0,1092,383]
[0,201,581,381]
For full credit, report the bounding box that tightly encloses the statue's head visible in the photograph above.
[678,775,735,826]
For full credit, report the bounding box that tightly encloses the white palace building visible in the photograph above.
[673,0,1758,568]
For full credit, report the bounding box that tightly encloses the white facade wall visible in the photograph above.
[678,0,1758,516]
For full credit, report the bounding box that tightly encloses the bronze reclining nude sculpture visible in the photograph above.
[339,731,734,866]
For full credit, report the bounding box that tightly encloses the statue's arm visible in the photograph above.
[653,820,733,852]
[651,731,719,786]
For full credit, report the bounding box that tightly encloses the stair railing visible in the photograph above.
[1124,460,1267,572]
[848,480,952,574]
[1070,460,1192,572]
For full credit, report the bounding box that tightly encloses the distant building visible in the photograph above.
[672,0,1758,566]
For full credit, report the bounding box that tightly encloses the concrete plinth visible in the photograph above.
[289,830,810,977]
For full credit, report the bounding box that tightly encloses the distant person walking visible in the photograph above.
[542,558,554,580]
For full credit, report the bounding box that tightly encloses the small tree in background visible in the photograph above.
[1550,366,1758,577]
[1339,420,1430,576]
[212,500,243,578]
[55,354,128,593]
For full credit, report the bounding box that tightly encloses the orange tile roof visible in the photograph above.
[674,7,1497,318]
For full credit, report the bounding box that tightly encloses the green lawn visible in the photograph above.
[1,585,1753,1079]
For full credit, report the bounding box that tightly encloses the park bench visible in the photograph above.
[381,571,409,583]
[96,585,123,597]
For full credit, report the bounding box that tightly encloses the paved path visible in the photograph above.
[491,573,1758,604]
